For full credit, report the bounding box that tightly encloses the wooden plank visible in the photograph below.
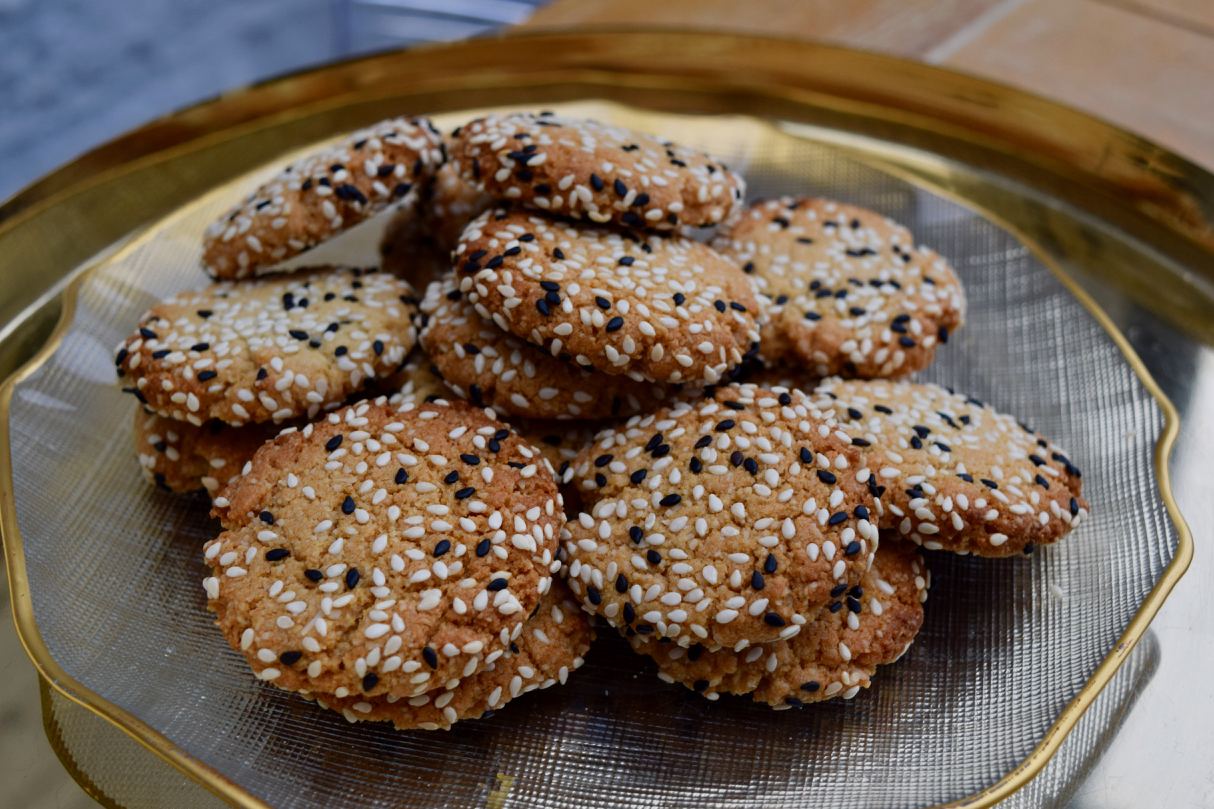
[944,0,1214,169]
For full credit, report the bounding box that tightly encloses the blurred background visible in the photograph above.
[0,0,1210,806]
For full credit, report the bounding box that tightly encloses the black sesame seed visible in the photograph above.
[646,550,661,564]
[981,479,999,489]
[743,457,758,475]
[618,256,634,267]
[1035,474,1050,489]
[259,511,274,525]
[695,436,713,449]
[265,549,289,562]
[476,538,491,557]
[846,596,861,613]
[764,613,785,627]
[345,568,360,589]
[594,473,607,487]
[433,540,451,557]
[606,317,624,332]
[615,574,628,593]
[799,447,813,464]
[589,174,604,191]
[659,493,681,507]
[630,469,648,484]
[304,569,322,582]
[689,458,702,474]
[730,450,744,467]
[764,553,777,574]
[693,680,709,692]
[423,647,439,669]
[586,585,601,605]
[341,496,355,515]
[444,471,459,484]
[802,681,821,693]
[595,296,611,309]
[828,512,848,526]
[280,651,302,665]
[817,470,837,484]
[715,419,735,432]
[487,578,509,592]
[629,526,644,544]
[595,454,613,468]
[455,487,475,499]
[751,571,765,590]
[713,300,727,313]
[844,541,861,556]
[325,435,343,451]
[855,505,869,520]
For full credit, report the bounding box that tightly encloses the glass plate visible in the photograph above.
[3,102,1182,808]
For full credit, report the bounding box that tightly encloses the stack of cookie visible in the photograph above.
[115,108,1092,730]
[123,116,448,497]
[417,113,758,441]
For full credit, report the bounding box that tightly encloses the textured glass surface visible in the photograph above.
[8,104,1177,808]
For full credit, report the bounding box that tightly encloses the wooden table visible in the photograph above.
[525,0,1214,170]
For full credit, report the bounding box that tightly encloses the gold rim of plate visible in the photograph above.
[0,28,1202,809]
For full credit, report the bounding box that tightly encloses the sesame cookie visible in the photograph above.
[116,267,419,426]
[311,581,591,730]
[203,117,444,279]
[133,407,283,496]
[632,538,926,708]
[714,198,965,378]
[813,379,1088,556]
[203,396,563,698]
[450,112,745,230]
[562,383,877,649]
[420,274,689,419]
[454,208,762,385]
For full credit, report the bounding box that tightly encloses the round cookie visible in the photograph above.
[116,267,419,426]
[562,383,877,649]
[420,274,689,419]
[813,379,1088,556]
[203,117,444,279]
[311,581,591,730]
[203,396,563,699]
[450,112,745,230]
[133,407,284,496]
[632,537,927,708]
[714,198,965,378]
[454,208,762,385]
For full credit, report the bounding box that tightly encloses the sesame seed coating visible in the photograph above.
[814,379,1088,556]
[311,581,591,730]
[203,396,563,698]
[116,267,419,426]
[715,197,965,377]
[420,274,690,420]
[454,208,762,384]
[133,407,285,497]
[634,538,926,708]
[450,112,745,230]
[563,383,876,648]
[203,117,444,279]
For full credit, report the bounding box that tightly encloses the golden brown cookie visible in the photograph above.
[203,117,444,279]
[450,112,745,230]
[116,267,419,426]
[714,198,965,377]
[133,407,283,496]
[420,274,689,419]
[814,378,1088,556]
[562,383,877,649]
[311,581,591,730]
[454,208,762,385]
[203,396,563,699]
[632,537,927,708]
